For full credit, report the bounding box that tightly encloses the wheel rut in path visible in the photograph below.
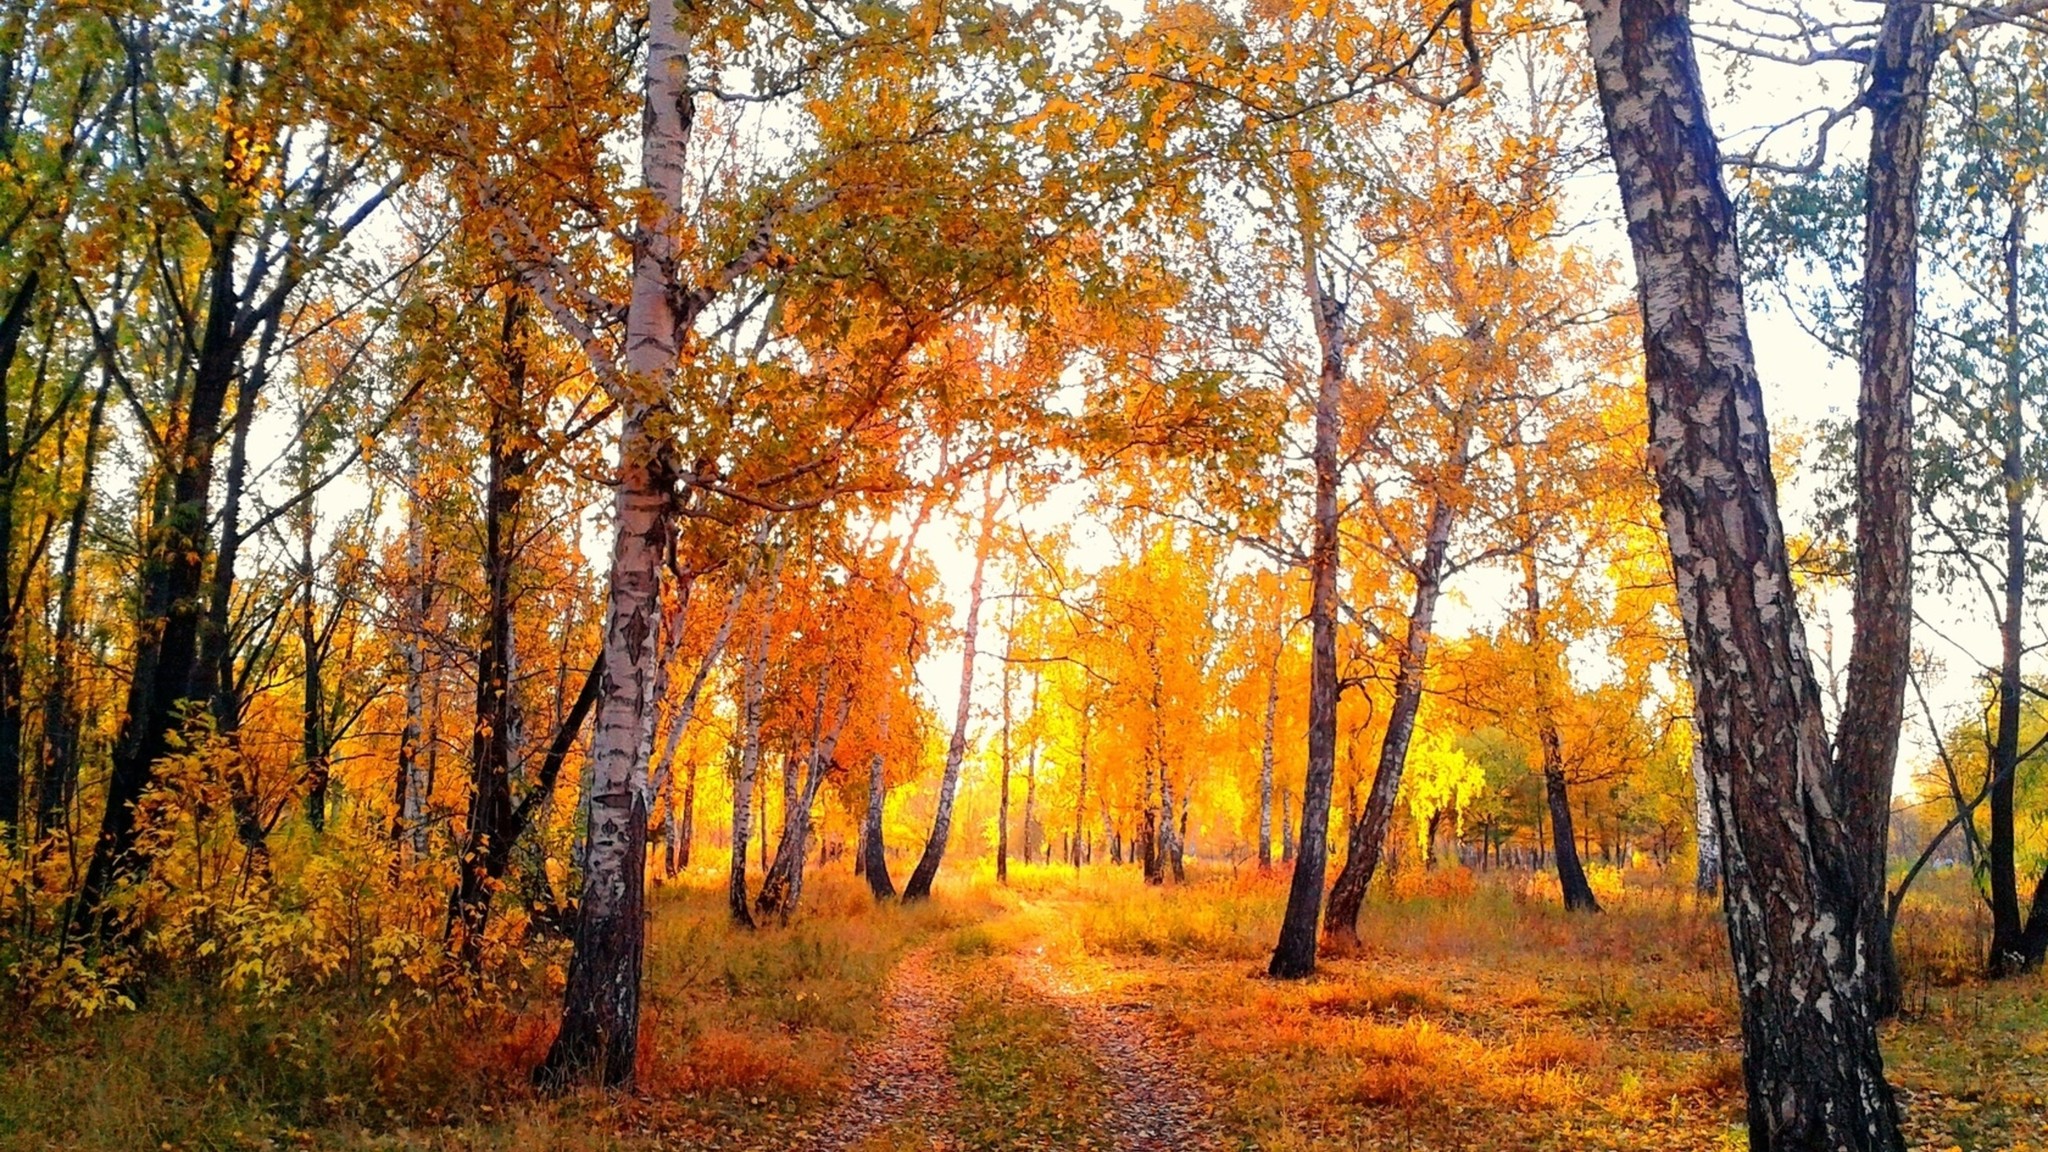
[812,943,962,1151]
[1010,944,1221,1152]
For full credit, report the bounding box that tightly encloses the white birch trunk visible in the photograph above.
[901,479,1000,900]
[729,593,774,925]
[536,0,690,1089]
[1689,740,1720,895]
[1577,0,1904,1143]
[399,409,430,856]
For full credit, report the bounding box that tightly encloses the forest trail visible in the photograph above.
[1007,921,1221,1152]
[811,943,963,1151]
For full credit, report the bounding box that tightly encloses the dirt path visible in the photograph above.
[1010,943,1220,1152]
[811,944,962,1151]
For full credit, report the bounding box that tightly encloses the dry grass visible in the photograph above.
[3,858,2042,1151]
[0,871,989,1151]
[1014,861,2046,1152]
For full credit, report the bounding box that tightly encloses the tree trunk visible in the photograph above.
[1173,787,1188,879]
[1833,0,1933,1016]
[729,598,774,927]
[2018,862,2048,969]
[299,485,329,832]
[997,635,1013,884]
[1269,269,1344,979]
[1258,650,1278,869]
[1324,492,1454,946]
[37,377,109,836]
[75,229,243,933]
[1521,535,1598,913]
[1158,771,1177,883]
[1101,794,1116,865]
[534,0,689,1089]
[195,336,265,733]
[757,676,843,918]
[679,756,698,871]
[1023,745,1038,871]
[648,562,748,805]
[395,407,432,854]
[1140,631,1165,885]
[1280,789,1294,864]
[1544,756,1597,911]
[1578,0,1905,1144]
[1988,200,2032,979]
[1689,741,1721,896]
[902,480,999,902]
[860,742,895,898]
[757,681,851,921]
[205,367,273,865]
[452,296,530,965]
[1072,701,1091,873]
[0,271,39,840]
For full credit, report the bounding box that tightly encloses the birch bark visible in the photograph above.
[1322,489,1457,946]
[1834,0,1933,1015]
[535,0,689,1087]
[1577,0,1904,1142]
[901,479,1000,901]
[1268,269,1344,978]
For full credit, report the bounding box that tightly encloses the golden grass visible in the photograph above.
[0,871,988,1151]
[2,858,2042,1151]
[1033,863,2047,1152]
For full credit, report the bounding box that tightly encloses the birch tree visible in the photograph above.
[1576,0,1911,1141]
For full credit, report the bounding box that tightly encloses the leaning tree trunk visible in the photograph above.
[1323,491,1454,947]
[757,687,851,922]
[1269,270,1344,979]
[1540,730,1598,912]
[1519,536,1598,912]
[1578,0,1906,1145]
[901,482,999,902]
[534,0,688,1089]
[1833,0,1933,1015]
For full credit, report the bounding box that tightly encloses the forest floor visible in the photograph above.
[2,863,2043,1150]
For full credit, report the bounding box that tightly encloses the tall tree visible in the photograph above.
[903,479,1000,902]
[72,2,391,928]
[1576,0,1906,1143]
